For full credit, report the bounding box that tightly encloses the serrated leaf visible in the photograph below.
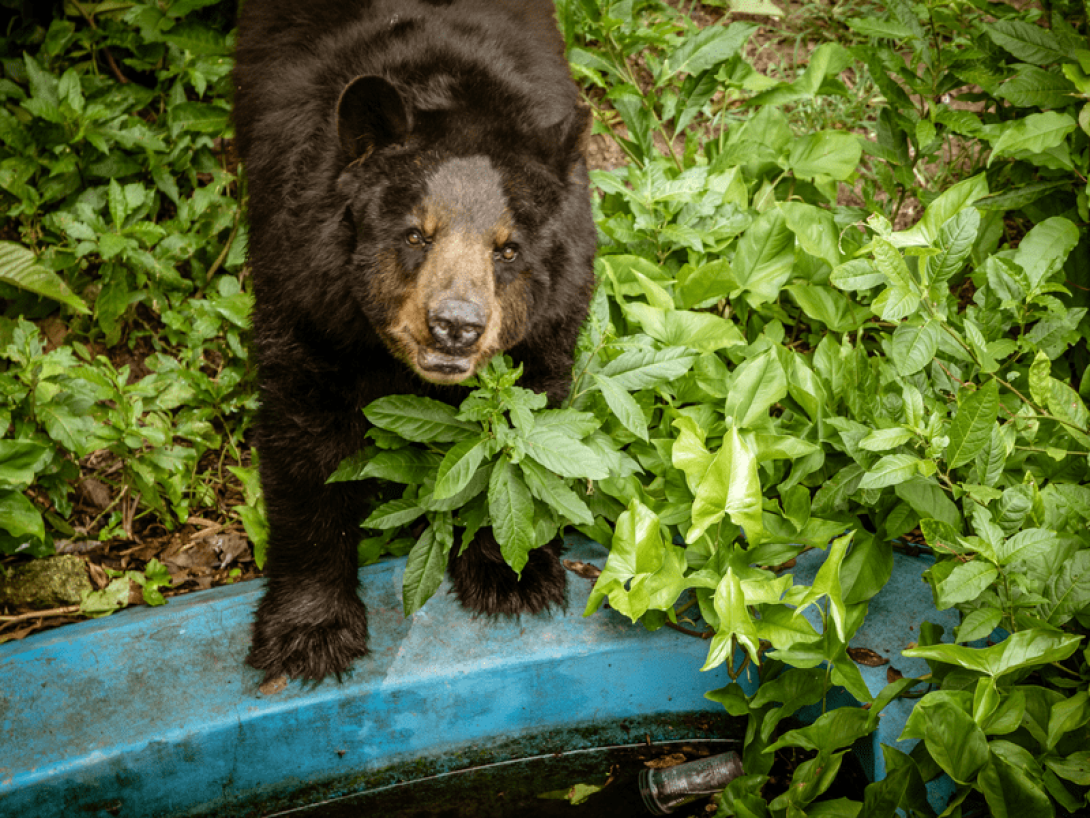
[928,209,979,293]
[364,395,477,442]
[519,457,593,527]
[402,521,451,616]
[488,457,535,575]
[947,379,999,469]
[362,499,426,530]
[433,437,491,499]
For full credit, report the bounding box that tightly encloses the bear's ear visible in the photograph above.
[550,103,593,175]
[336,75,412,163]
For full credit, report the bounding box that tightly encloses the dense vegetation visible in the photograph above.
[2,0,1089,814]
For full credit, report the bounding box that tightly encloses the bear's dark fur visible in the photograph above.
[233,0,597,681]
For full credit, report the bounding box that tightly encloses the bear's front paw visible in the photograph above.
[449,532,567,615]
[247,592,370,683]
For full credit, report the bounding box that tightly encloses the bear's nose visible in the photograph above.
[428,299,486,350]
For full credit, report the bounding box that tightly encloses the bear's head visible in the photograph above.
[332,73,591,385]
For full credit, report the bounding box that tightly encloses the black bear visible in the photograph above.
[233,0,597,681]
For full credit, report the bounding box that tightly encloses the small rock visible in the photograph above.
[0,555,92,609]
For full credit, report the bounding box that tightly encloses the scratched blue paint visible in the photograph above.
[0,536,756,818]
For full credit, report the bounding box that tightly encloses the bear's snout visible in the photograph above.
[427,297,486,351]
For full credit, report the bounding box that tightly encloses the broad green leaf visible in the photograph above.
[781,202,841,268]
[0,440,52,487]
[1028,350,1052,407]
[990,112,1077,166]
[934,559,999,608]
[904,629,1082,679]
[858,454,923,490]
[169,101,230,136]
[901,698,989,784]
[433,437,491,499]
[724,349,787,428]
[787,130,862,181]
[488,457,535,575]
[979,754,1054,818]
[1045,752,1090,786]
[956,608,1003,643]
[360,449,443,484]
[524,425,608,479]
[362,499,426,530]
[985,19,1069,64]
[598,346,698,390]
[591,372,647,441]
[893,174,989,248]
[731,209,795,306]
[584,498,663,619]
[684,428,764,543]
[624,304,745,352]
[793,531,852,641]
[946,379,999,469]
[858,427,915,451]
[928,209,979,294]
[0,489,45,542]
[402,520,452,616]
[891,321,940,376]
[1014,216,1080,293]
[0,241,90,314]
[519,457,593,527]
[661,21,755,79]
[703,568,760,668]
[830,258,885,290]
[364,395,477,442]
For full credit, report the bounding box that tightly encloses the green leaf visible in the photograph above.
[519,457,593,527]
[703,568,761,668]
[661,22,754,79]
[488,457,535,575]
[946,379,999,469]
[169,101,230,137]
[0,489,45,542]
[989,112,1077,166]
[787,130,862,181]
[928,209,979,294]
[731,208,795,306]
[0,242,90,314]
[979,754,1054,818]
[524,425,609,479]
[901,698,989,784]
[684,428,764,544]
[353,449,443,484]
[591,372,648,441]
[598,346,698,390]
[858,454,923,490]
[362,499,426,530]
[724,349,787,428]
[402,520,452,616]
[364,395,477,442]
[0,440,52,487]
[985,20,1070,65]
[903,629,1082,679]
[934,559,999,607]
[584,498,664,619]
[858,427,915,451]
[433,437,491,499]
[890,321,940,376]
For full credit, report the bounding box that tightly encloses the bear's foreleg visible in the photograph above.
[247,410,371,682]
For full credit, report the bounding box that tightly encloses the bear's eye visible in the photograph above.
[495,243,519,263]
[405,228,426,247]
